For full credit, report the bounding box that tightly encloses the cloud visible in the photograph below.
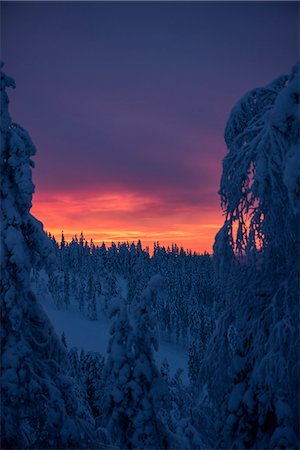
[5,1,297,254]
[31,188,223,253]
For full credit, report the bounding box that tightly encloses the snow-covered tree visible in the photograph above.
[87,272,97,320]
[68,347,80,379]
[61,331,68,349]
[188,339,201,384]
[63,269,70,310]
[1,63,96,448]
[100,298,136,447]
[80,351,104,419]
[129,276,171,449]
[101,278,173,449]
[205,62,300,449]
[103,272,118,312]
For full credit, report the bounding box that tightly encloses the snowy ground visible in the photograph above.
[37,286,189,383]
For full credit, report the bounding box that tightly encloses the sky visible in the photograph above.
[1,1,299,253]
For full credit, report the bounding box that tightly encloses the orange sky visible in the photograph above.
[31,189,224,254]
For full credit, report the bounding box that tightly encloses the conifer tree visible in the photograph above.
[81,351,104,419]
[100,299,136,447]
[1,63,96,448]
[129,276,171,449]
[61,332,68,349]
[87,272,97,320]
[63,269,70,310]
[205,62,300,449]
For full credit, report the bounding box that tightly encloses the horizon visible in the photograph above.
[2,1,299,253]
[45,229,213,256]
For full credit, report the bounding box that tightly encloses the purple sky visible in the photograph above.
[1,1,299,252]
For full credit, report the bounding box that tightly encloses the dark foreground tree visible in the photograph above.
[204,62,299,449]
[1,63,96,449]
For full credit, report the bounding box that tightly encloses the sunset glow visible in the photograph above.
[3,2,298,256]
[31,190,223,253]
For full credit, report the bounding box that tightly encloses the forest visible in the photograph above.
[1,60,299,449]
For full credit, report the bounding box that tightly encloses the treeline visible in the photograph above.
[37,233,218,383]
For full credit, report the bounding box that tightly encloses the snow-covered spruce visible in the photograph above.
[0,63,97,449]
[46,232,217,352]
[129,276,172,449]
[100,280,176,449]
[99,298,136,447]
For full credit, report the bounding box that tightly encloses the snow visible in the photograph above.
[283,145,300,214]
[39,292,110,355]
[38,290,189,383]
[227,382,245,413]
